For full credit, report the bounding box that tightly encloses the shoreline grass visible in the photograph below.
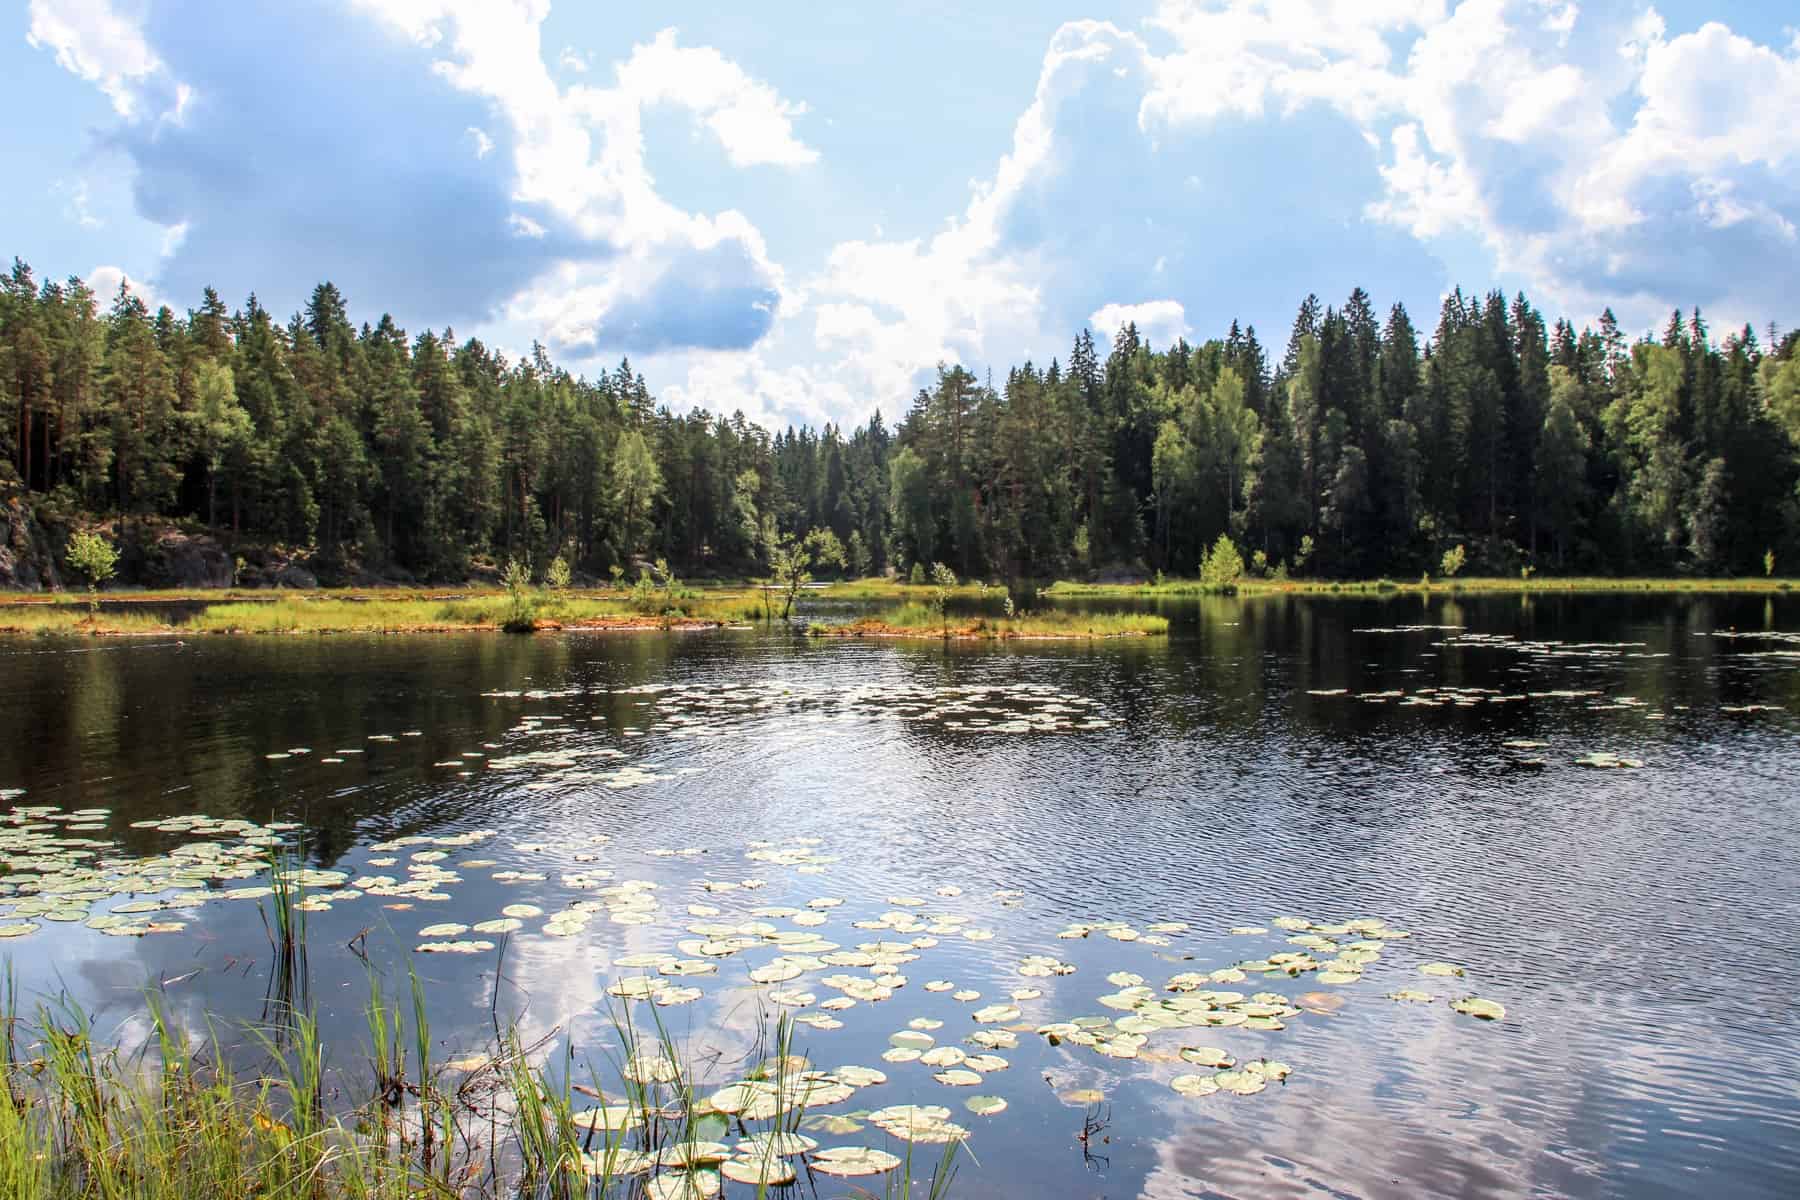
[810,604,1168,640]
[1043,574,1800,598]
[0,590,769,637]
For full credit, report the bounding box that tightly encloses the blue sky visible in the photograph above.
[9,1,1800,430]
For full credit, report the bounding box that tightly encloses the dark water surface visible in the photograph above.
[3,592,1798,1199]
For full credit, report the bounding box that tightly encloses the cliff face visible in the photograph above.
[0,497,61,591]
[0,488,440,592]
[0,495,234,592]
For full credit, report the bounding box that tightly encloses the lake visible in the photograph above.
[2,592,1798,1198]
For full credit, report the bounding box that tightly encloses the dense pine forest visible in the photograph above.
[4,256,1799,586]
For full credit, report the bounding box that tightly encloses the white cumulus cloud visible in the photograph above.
[26,0,169,117]
[1090,300,1190,347]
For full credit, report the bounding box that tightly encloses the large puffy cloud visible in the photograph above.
[663,14,1448,428]
[31,0,811,349]
[740,0,1800,430]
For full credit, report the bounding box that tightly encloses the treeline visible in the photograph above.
[4,257,1799,583]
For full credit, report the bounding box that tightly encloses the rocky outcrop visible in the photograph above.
[0,497,61,591]
[133,527,235,589]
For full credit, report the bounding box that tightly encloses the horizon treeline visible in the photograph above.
[4,256,1800,583]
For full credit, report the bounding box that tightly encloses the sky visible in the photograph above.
[8,0,1800,432]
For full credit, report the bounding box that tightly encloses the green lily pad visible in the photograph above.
[809,1146,902,1177]
[1450,996,1506,1020]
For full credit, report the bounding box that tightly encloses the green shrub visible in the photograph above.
[66,530,118,613]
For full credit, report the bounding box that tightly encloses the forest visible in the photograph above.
[5,256,1800,585]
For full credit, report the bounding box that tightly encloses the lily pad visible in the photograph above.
[809,1146,902,1178]
[1450,996,1506,1020]
[1178,1046,1234,1067]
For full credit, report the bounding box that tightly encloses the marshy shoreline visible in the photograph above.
[1,574,1793,638]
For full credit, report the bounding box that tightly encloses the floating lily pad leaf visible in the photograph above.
[881,1048,921,1064]
[657,1140,731,1168]
[739,1130,818,1157]
[418,923,469,938]
[706,1084,759,1115]
[654,986,703,1006]
[808,1146,902,1177]
[749,962,805,985]
[963,1053,1008,1073]
[924,980,954,992]
[1316,970,1361,985]
[473,918,523,934]
[1059,1088,1105,1105]
[965,1095,1007,1116]
[624,1053,681,1084]
[952,989,981,1002]
[719,1156,796,1186]
[609,977,659,1000]
[889,1030,934,1051]
[571,1106,642,1132]
[1450,996,1506,1020]
[1214,1070,1266,1095]
[645,1169,720,1200]
[1179,1046,1234,1068]
[972,1003,1021,1024]
[1420,962,1465,978]
[1171,1074,1220,1098]
[909,1017,944,1031]
[800,1113,865,1135]
[0,923,38,938]
[831,1065,887,1087]
[416,940,494,954]
[618,952,675,968]
[580,1147,655,1177]
[933,1069,983,1087]
[920,1046,966,1068]
[1387,989,1434,1003]
[1106,971,1145,987]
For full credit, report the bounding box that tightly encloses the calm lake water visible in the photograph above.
[3,593,1798,1198]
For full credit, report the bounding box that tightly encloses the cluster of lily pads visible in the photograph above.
[487,679,1116,738]
[0,806,318,938]
[0,784,1518,1194]
[488,856,1514,1194]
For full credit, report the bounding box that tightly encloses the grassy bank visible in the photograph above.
[811,604,1168,640]
[0,590,769,636]
[813,579,991,602]
[1044,575,1800,598]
